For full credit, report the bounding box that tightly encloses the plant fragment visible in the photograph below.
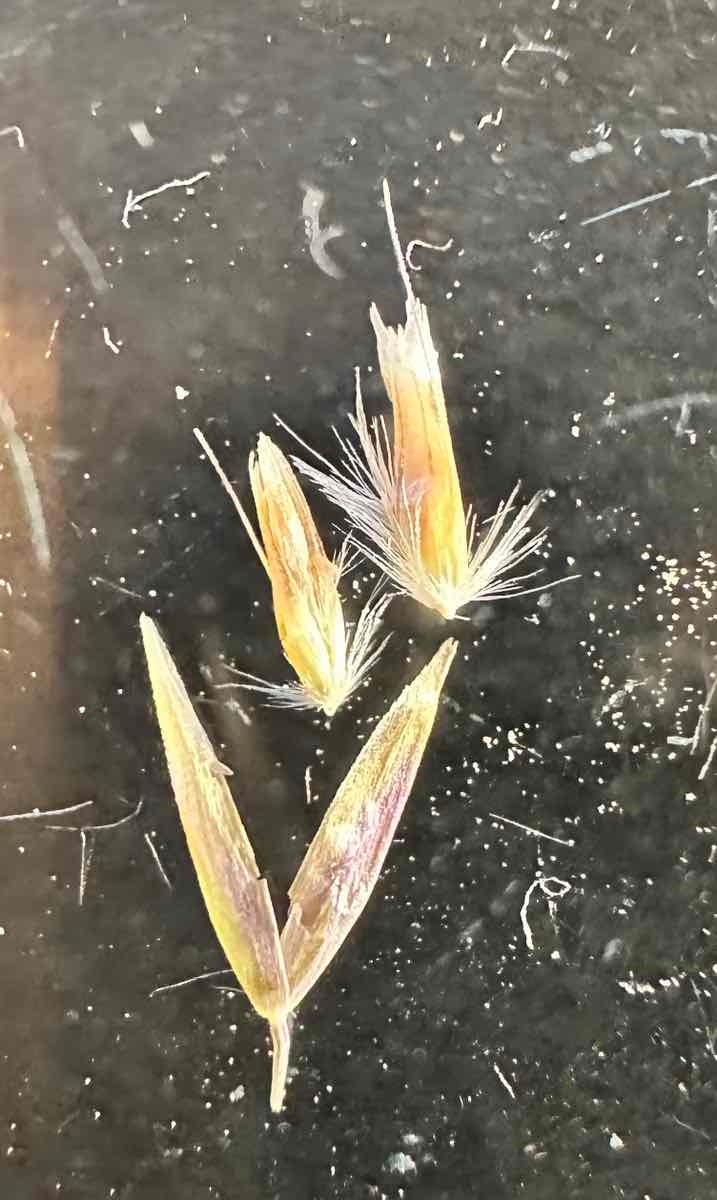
[193,428,389,715]
[282,637,457,1007]
[140,614,292,1111]
[141,617,455,1110]
[291,179,550,620]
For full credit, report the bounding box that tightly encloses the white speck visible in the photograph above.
[609,1132,625,1150]
[229,1084,245,1103]
[175,386,190,400]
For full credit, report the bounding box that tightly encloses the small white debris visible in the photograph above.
[0,124,25,149]
[617,978,656,996]
[520,875,572,951]
[493,1063,517,1099]
[228,1084,245,1103]
[406,235,454,272]
[44,318,60,359]
[300,182,344,280]
[569,141,613,164]
[385,1152,417,1175]
[660,127,710,154]
[0,387,52,571]
[121,170,211,228]
[102,326,121,354]
[477,107,503,131]
[57,214,109,295]
[609,1132,625,1150]
[129,121,155,148]
[602,937,623,963]
[175,385,190,400]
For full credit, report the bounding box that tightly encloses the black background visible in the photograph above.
[1,2,716,1197]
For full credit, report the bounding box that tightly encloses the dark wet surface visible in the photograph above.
[1,1,717,1196]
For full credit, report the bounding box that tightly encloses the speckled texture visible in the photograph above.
[0,1,716,1197]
